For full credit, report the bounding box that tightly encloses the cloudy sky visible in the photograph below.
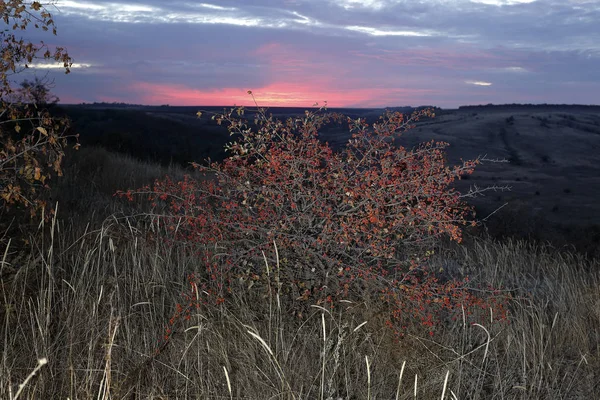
[22,0,600,108]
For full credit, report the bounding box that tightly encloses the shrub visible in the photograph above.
[16,76,60,106]
[0,1,75,219]
[123,97,507,335]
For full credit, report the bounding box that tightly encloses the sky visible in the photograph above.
[19,0,600,108]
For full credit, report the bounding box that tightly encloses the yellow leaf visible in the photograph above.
[37,127,48,136]
[15,124,21,133]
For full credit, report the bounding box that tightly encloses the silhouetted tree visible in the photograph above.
[17,76,60,106]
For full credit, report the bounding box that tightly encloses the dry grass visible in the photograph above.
[0,148,598,399]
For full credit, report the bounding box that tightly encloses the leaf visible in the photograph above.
[37,126,48,136]
[15,124,21,133]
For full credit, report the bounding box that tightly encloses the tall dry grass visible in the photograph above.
[0,147,598,399]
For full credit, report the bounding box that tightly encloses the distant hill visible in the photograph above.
[50,102,600,254]
[457,103,600,111]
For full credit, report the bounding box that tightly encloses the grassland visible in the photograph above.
[1,108,599,398]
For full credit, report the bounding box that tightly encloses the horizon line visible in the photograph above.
[59,102,600,110]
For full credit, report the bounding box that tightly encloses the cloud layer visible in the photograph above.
[22,0,600,107]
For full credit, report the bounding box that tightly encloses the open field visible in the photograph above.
[397,106,600,229]
[1,104,599,398]
[63,103,600,255]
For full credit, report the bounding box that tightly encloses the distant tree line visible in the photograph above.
[458,103,600,110]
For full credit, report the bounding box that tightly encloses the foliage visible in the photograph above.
[122,97,507,334]
[0,1,75,218]
[16,76,59,105]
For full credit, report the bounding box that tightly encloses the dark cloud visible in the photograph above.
[15,0,597,107]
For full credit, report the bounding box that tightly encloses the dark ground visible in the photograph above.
[58,103,600,257]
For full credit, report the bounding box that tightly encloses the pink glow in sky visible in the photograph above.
[23,0,600,108]
[130,80,440,108]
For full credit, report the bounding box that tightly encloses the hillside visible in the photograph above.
[1,104,599,399]
[61,103,600,256]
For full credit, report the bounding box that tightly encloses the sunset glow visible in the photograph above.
[26,0,599,108]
